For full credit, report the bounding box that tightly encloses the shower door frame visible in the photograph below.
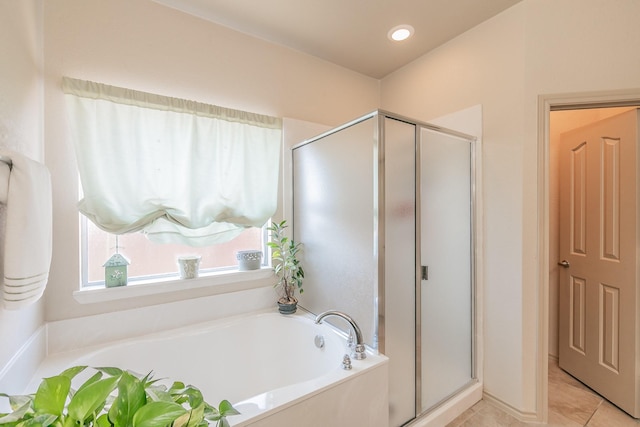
[413,118,479,417]
[377,110,479,421]
[290,109,480,425]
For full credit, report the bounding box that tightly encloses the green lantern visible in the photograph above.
[103,252,129,288]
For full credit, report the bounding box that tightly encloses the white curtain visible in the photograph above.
[63,77,282,246]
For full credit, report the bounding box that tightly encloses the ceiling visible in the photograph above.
[152,0,522,79]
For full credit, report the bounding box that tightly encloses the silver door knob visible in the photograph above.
[558,260,570,268]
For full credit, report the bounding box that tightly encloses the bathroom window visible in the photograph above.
[81,217,267,286]
[64,77,281,288]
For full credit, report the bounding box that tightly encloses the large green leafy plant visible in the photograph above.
[0,366,239,427]
[267,220,304,305]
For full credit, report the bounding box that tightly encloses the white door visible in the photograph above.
[558,109,639,417]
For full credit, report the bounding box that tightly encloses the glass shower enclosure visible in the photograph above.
[292,110,477,426]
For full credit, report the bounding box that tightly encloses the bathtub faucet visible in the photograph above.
[315,310,367,360]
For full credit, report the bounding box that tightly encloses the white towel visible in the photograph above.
[1,151,52,310]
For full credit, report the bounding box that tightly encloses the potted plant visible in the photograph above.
[0,366,239,427]
[267,220,304,314]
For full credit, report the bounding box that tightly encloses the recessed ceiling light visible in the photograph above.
[388,25,414,42]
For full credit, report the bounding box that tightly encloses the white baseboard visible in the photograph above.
[482,390,540,423]
[407,382,483,427]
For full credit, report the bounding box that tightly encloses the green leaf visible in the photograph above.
[177,386,203,409]
[167,382,185,394]
[108,371,146,427]
[59,366,87,381]
[144,386,172,403]
[18,413,58,427]
[95,413,112,427]
[0,401,32,424]
[185,402,205,427]
[67,375,120,422]
[131,401,187,427]
[33,375,71,417]
[218,400,240,417]
[75,371,103,394]
[95,367,124,377]
[203,404,220,421]
[142,371,154,380]
[0,394,33,412]
[172,411,191,427]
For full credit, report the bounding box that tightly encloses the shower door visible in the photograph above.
[418,127,475,413]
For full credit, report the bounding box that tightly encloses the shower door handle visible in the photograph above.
[558,260,570,268]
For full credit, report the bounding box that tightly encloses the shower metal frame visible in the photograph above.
[378,110,478,418]
[413,119,479,417]
[291,109,479,423]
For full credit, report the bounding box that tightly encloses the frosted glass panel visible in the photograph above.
[292,111,476,425]
[292,118,376,346]
[383,117,417,427]
[420,127,473,412]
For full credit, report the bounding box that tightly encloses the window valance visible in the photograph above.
[63,77,282,246]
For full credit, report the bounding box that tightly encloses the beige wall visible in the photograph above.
[6,0,640,418]
[0,0,43,161]
[0,0,45,390]
[381,0,640,415]
[42,0,379,321]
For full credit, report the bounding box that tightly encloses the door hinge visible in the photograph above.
[421,265,428,281]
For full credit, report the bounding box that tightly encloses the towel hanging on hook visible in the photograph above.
[0,150,52,309]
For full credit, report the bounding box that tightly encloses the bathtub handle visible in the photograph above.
[342,354,352,370]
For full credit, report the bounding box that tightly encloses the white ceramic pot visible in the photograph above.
[236,250,263,271]
[177,255,201,279]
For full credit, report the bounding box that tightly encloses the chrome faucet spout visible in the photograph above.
[315,310,367,359]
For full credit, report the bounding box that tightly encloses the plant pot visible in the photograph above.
[236,250,262,271]
[277,300,297,315]
[177,255,201,279]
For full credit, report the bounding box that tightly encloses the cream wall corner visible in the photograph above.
[382,0,640,419]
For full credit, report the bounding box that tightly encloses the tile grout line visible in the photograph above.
[582,399,603,426]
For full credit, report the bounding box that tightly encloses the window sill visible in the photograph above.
[73,268,274,304]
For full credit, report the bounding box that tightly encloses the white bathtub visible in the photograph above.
[26,310,389,427]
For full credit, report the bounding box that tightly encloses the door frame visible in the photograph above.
[537,89,640,422]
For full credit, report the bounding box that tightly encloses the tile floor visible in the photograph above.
[447,358,640,426]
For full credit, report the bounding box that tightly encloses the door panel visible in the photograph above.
[570,142,587,255]
[569,276,586,354]
[558,109,639,417]
[601,138,621,261]
[599,283,619,373]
